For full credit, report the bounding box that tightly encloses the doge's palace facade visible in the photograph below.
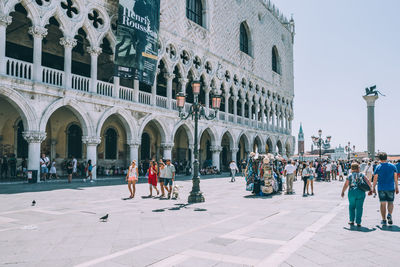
[0,0,295,179]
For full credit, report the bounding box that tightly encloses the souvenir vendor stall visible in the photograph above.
[245,153,281,196]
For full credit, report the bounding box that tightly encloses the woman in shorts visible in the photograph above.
[158,160,166,197]
[126,160,139,198]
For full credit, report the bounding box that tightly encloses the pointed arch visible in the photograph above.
[237,131,250,152]
[138,115,169,143]
[220,130,235,148]
[96,107,137,142]
[171,121,194,145]
[199,127,217,146]
[39,98,94,136]
[0,86,38,131]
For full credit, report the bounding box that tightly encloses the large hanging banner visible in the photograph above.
[115,0,160,85]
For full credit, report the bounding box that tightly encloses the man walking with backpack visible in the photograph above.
[372,152,399,225]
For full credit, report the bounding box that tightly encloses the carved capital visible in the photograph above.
[230,148,239,153]
[164,73,175,80]
[60,37,77,48]
[82,136,101,145]
[87,46,102,56]
[29,26,48,39]
[23,131,47,143]
[210,145,222,153]
[178,78,189,85]
[127,140,140,148]
[161,143,174,150]
[0,14,12,26]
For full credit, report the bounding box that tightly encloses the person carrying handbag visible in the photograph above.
[341,162,373,227]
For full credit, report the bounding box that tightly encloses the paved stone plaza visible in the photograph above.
[1,177,400,267]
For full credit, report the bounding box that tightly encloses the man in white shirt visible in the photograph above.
[40,153,50,182]
[284,160,296,194]
[229,161,239,182]
[325,162,332,182]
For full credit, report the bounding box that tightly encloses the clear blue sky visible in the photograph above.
[272,0,400,154]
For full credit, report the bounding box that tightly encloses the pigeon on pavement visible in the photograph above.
[99,214,109,222]
[31,200,36,206]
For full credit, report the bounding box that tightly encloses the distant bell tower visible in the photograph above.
[298,123,304,155]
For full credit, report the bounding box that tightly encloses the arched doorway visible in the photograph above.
[139,120,164,162]
[172,125,191,174]
[237,134,249,161]
[42,106,86,175]
[67,124,82,159]
[98,114,129,174]
[285,142,291,158]
[276,140,283,155]
[221,132,233,171]
[0,97,28,167]
[266,138,273,153]
[16,120,28,158]
[199,129,213,168]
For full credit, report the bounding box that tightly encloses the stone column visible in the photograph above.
[29,26,48,82]
[23,131,46,183]
[210,145,222,171]
[248,101,253,120]
[240,99,245,117]
[161,143,173,160]
[151,69,159,106]
[270,108,275,131]
[113,76,120,98]
[133,79,139,102]
[87,46,102,94]
[363,95,379,160]
[225,93,230,121]
[60,37,77,89]
[82,136,101,180]
[179,78,188,94]
[233,95,238,123]
[165,73,174,109]
[128,141,140,163]
[205,87,210,110]
[0,15,12,75]
[231,148,239,163]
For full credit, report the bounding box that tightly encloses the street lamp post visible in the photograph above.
[176,81,221,203]
[311,129,331,162]
[345,142,355,161]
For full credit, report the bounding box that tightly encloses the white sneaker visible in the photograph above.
[83,179,86,182]
[90,180,94,183]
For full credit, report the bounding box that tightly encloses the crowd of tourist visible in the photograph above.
[242,151,400,227]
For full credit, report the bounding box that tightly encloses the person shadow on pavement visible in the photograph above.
[343,226,376,232]
[376,225,400,232]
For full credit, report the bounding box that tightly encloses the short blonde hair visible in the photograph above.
[351,162,359,172]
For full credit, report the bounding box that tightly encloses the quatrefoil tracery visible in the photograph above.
[61,0,79,19]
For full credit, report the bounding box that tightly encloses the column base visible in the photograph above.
[188,191,205,203]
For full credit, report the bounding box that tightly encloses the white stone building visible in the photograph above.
[0,0,295,179]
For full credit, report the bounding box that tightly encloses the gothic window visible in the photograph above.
[186,0,203,26]
[272,46,281,74]
[67,124,82,159]
[16,121,28,158]
[105,128,117,159]
[240,22,250,55]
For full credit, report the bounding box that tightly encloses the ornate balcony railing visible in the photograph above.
[97,80,113,97]
[2,56,291,135]
[42,66,63,87]
[71,74,90,92]
[6,58,32,80]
